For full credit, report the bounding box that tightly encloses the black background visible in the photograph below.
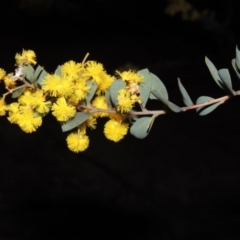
[0,0,240,239]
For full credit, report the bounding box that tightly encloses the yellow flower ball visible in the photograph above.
[91,96,108,117]
[85,61,105,84]
[66,131,90,152]
[0,68,6,80]
[52,97,76,122]
[116,70,143,84]
[0,98,6,116]
[104,119,129,142]
[62,60,82,79]
[15,49,37,65]
[18,111,42,133]
[117,89,133,113]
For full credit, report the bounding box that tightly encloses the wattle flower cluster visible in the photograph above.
[0,50,144,153]
[2,47,237,153]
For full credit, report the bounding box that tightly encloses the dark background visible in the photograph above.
[0,0,240,239]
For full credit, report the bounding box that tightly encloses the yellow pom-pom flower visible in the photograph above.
[41,74,61,97]
[52,97,76,122]
[15,49,37,65]
[86,116,97,129]
[17,111,42,133]
[8,104,34,126]
[42,74,73,97]
[117,89,134,113]
[0,98,7,116]
[72,80,90,102]
[62,60,82,79]
[59,75,74,97]
[85,61,105,84]
[104,119,129,142]
[3,74,16,88]
[0,68,6,80]
[8,105,42,133]
[91,95,109,117]
[66,131,90,152]
[96,73,114,95]
[7,102,20,124]
[116,70,143,84]
[31,90,52,114]
[18,89,34,105]
[17,89,51,115]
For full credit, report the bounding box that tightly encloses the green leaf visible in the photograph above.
[218,68,236,95]
[166,101,182,113]
[205,56,223,89]
[33,65,44,88]
[151,89,182,112]
[151,88,166,102]
[235,46,240,70]
[150,73,168,100]
[34,65,44,80]
[231,59,240,80]
[196,96,222,116]
[130,116,154,139]
[109,79,126,107]
[138,68,151,107]
[86,79,98,104]
[54,65,62,77]
[197,102,222,116]
[196,96,214,105]
[61,112,92,132]
[177,78,193,106]
[24,64,35,82]
[37,69,48,86]
[105,89,112,109]
[11,86,26,98]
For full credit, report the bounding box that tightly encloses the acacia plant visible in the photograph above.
[0,48,240,153]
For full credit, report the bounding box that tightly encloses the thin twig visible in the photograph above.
[77,90,240,117]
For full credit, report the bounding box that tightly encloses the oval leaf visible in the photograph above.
[34,65,44,80]
[151,89,181,112]
[105,89,112,109]
[231,59,240,80]
[196,96,222,116]
[235,46,240,70]
[130,116,154,139]
[151,89,166,102]
[166,101,182,113]
[109,79,126,107]
[196,96,214,105]
[25,64,35,82]
[86,79,98,104]
[11,86,26,98]
[61,112,92,132]
[37,69,48,86]
[150,73,168,100]
[54,65,62,77]
[218,68,236,95]
[138,68,151,107]
[197,102,222,116]
[177,78,193,106]
[205,56,223,89]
